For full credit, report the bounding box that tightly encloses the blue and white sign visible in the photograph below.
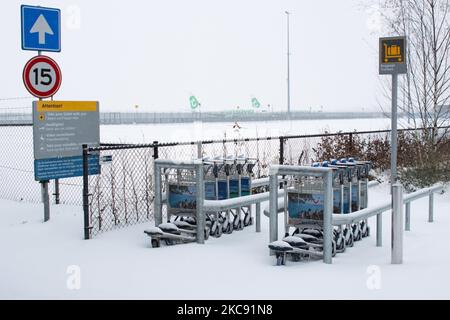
[34,155,100,181]
[21,5,61,52]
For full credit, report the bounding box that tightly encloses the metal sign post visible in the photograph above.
[392,183,404,264]
[41,180,50,222]
[391,73,398,185]
[379,36,407,264]
[22,5,62,222]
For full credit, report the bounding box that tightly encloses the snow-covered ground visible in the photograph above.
[1,183,449,299]
[101,117,393,143]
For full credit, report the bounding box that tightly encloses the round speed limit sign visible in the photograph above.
[23,55,62,99]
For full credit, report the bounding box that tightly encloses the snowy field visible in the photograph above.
[1,183,449,300]
[101,117,393,143]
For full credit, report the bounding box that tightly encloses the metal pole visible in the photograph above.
[41,180,50,222]
[391,183,403,264]
[323,171,333,264]
[285,11,291,115]
[256,202,261,233]
[195,163,205,244]
[405,202,411,231]
[54,179,60,204]
[197,141,202,159]
[391,73,398,186]
[279,137,284,165]
[376,212,382,247]
[152,141,162,226]
[269,174,279,246]
[82,144,90,240]
[37,89,49,220]
[283,182,288,236]
[279,137,285,189]
[153,141,159,160]
[154,163,162,226]
[428,193,434,223]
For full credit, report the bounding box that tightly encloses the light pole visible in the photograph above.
[285,11,291,116]
[134,104,139,123]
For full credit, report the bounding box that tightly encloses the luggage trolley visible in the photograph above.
[331,159,355,247]
[334,158,363,241]
[269,171,337,265]
[216,157,235,233]
[166,168,201,225]
[146,165,211,248]
[203,158,224,238]
[237,155,257,227]
[227,155,257,230]
[320,161,348,253]
[348,158,372,238]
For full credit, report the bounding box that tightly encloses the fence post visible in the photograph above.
[82,144,90,240]
[54,179,60,204]
[153,141,159,159]
[279,137,284,165]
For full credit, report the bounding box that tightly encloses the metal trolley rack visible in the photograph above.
[146,156,257,247]
[268,165,335,265]
[268,158,372,265]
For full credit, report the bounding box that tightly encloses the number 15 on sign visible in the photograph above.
[23,55,62,99]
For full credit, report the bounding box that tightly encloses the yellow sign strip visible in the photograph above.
[37,101,98,112]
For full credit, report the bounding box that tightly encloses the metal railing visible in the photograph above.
[332,183,443,241]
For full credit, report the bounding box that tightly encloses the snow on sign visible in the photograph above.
[23,55,62,99]
[21,5,61,52]
[33,101,100,181]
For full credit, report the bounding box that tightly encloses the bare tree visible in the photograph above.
[365,0,450,188]
[375,0,450,144]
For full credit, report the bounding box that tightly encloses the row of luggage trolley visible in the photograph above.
[269,158,373,265]
[145,155,257,247]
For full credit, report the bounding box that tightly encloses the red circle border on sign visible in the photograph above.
[22,55,62,99]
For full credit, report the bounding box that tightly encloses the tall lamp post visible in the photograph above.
[285,11,291,116]
[134,104,139,123]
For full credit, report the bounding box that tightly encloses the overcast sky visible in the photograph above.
[1,0,386,112]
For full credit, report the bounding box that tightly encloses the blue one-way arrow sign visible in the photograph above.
[21,5,61,52]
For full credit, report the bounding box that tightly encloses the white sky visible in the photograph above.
[1,0,385,112]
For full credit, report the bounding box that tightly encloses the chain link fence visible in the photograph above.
[82,130,395,238]
[0,123,84,205]
[1,120,448,238]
